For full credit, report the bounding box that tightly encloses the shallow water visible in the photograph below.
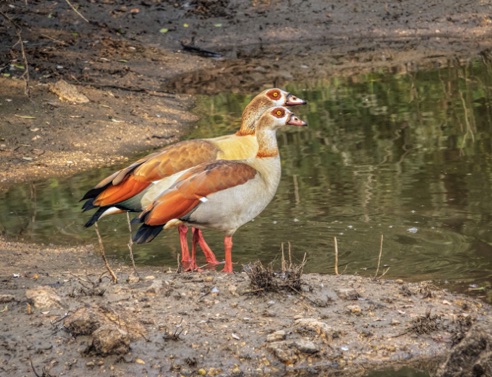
[1,61,491,304]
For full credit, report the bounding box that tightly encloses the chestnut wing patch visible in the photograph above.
[82,140,220,207]
[134,140,220,182]
[141,161,258,226]
[174,161,258,200]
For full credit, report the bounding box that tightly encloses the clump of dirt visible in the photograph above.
[1,239,491,376]
[436,323,492,377]
[407,310,444,335]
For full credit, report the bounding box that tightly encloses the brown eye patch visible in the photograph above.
[266,89,281,100]
[272,108,285,118]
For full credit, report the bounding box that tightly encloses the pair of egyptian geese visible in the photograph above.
[81,88,307,273]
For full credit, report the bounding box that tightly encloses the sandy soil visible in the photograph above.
[1,239,490,376]
[1,0,492,375]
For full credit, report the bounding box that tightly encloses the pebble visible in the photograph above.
[294,318,332,340]
[146,279,163,294]
[294,339,319,354]
[346,305,362,314]
[266,330,287,342]
[335,288,360,300]
[91,326,130,355]
[25,286,63,309]
[0,294,15,303]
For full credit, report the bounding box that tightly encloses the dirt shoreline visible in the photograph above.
[1,238,491,377]
[1,0,492,375]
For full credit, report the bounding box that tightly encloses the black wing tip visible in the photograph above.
[130,216,143,225]
[83,207,109,227]
[81,199,96,212]
[133,224,163,244]
[84,218,96,228]
[80,187,103,202]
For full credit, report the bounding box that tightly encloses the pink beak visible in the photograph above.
[285,93,307,106]
[287,114,308,127]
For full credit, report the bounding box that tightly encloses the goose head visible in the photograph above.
[255,106,307,157]
[239,88,307,135]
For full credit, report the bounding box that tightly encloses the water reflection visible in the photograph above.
[1,60,491,302]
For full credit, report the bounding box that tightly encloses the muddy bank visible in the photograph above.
[1,0,492,190]
[1,239,490,376]
[1,0,492,375]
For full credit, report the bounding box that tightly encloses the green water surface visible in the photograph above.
[1,61,491,304]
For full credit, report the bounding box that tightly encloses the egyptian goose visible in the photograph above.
[132,106,308,273]
[81,89,306,270]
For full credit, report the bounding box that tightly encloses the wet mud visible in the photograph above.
[1,0,492,375]
[1,240,490,376]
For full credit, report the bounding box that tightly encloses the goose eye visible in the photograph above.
[273,108,285,117]
[267,89,281,100]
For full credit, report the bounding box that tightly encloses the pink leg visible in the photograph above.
[189,229,202,272]
[192,228,220,265]
[178,225,196,271]
[221,235,234,273]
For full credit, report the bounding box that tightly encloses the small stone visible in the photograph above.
[127,273,140,284]
[295,339,320,354]
[346,305,362,315]
[91,326,130,355]
[228,284,238,296]
[64,306,103,336]
[294,318,332,339]
[25,286,63,309]
[146,279,163,294]
[335,288,360,300]
[267,341,297,363]
[0,294,15,303]
[64,305,147,340]
[266,330,286,342]
[48,79,89,103]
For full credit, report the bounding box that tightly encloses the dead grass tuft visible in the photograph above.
[408,310,442,335]
[244,245,306,294]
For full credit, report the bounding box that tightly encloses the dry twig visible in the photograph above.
[64,0,89,22]
[334,236,339,275]
[94,222,118,283]
[374,234,383,278]
[374,234,390,279]
[126,212,138,277]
